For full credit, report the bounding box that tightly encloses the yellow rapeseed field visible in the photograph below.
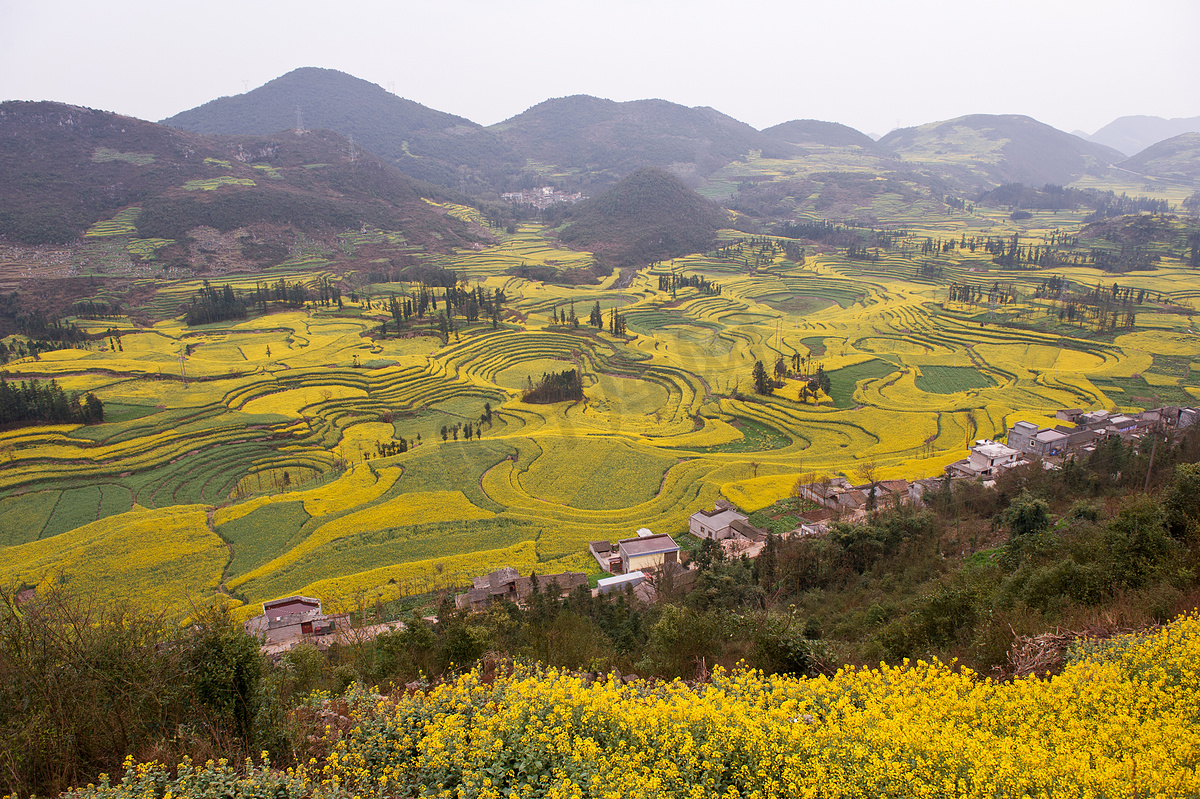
[81,612,1200,799]
[0,504,224,613]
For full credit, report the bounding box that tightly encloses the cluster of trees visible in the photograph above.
[1030,278,1152,331]
[775,221,902,251]
[71,300,123,319]
[1086,244,1161,273]
[979,183,1171,220]
[712,237,801,270]
[548,299,625,331]
[0,376,104,427]
[373,437,412,457]
[607,307,628,336]
[946,282,1018,305]
[845,243,881,262]
[382,283,506,337]
[751,357,829,401]
[437,403,496,442]
[522,369,583,404]
[185,278,329,326]
[0,294,89,342]
[0,599,272,797]
[550,302,579,327]
[0,334,102,365]
[1083,192,1172,222]
[656,272,721,295]
[184,281,248,326]
[1034,278,1156,306]
[440,420,485,441]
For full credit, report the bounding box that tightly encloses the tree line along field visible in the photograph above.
[0,212,1198,621]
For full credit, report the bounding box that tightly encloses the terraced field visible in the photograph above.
[2,216,1198,620]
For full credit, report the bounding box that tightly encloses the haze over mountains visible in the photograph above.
[1076,115,1200,157]
[157,68,1197,197]
[3,66,1197,251]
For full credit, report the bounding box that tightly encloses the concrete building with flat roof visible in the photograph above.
[688,508,748,540]
[618,533,680,573]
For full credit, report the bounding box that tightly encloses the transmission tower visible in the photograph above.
[348,135,358,163]
[295,106,305,136]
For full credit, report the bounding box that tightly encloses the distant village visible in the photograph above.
[499,186,586,209]
[245,403,1197,652]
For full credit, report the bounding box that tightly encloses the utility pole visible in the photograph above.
[1143,432,1159,493]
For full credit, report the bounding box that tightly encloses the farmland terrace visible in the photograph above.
[1,210,1198,621]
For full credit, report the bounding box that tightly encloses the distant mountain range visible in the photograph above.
[490,94,795,190]
[3,68,1196,251]
[1076,115,1200,157]
[157,68,1189,199]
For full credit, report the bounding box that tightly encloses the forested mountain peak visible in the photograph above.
[161,67,521,189]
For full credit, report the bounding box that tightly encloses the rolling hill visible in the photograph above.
[556,167,730,267]
[160,67,522,190]
[761,119,886,154]
[1084,114,1200,157]
[490,95,795,191]
[0,100,480,251]
[1117,132,1200,182]
[877,113,1125,193]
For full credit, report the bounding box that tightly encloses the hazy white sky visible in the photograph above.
[2,0,1197,136]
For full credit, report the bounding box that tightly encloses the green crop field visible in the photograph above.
[3,192,1200,620]
[916,365,996,394]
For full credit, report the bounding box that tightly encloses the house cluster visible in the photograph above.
[243,595,348,653]
[943,405,1198,483]
[499,186,586,209]
[1009,406,1197,457]
[454,567,588,612]
[792,479,911,522]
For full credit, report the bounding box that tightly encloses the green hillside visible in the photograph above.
[878,113,1126,192]
[1118,132,1200,181]
[556,167,730,266]
[761,118,886,152]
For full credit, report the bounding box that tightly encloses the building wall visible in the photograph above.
[624,550,678,573]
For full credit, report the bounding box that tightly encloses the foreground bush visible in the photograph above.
[71,612,1200,798]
